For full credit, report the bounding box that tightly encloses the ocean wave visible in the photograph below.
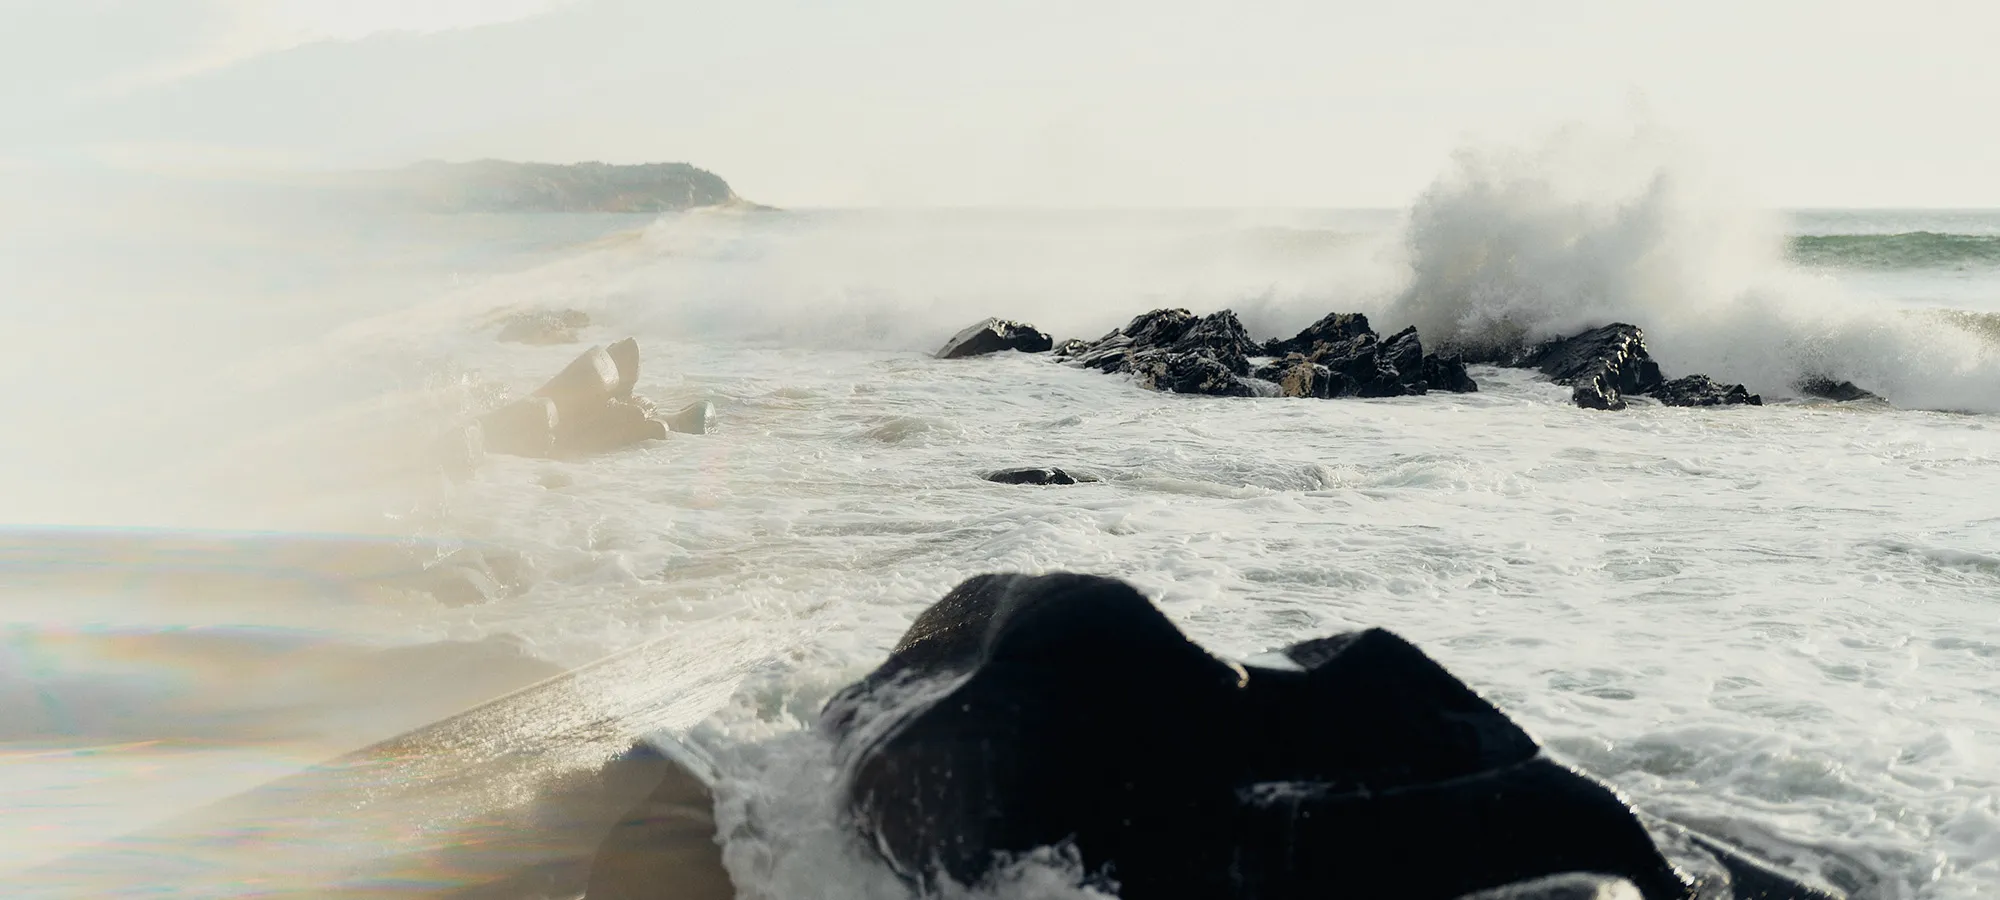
[1790,233,2000,270]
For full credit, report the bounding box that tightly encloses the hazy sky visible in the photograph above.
[3,0,1995,207]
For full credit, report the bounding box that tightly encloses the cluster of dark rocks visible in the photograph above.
[583,573,1840,900]
[938,313,1882,411]
[477,338,713,459]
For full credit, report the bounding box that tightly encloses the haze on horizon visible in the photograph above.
[2,0,1995,209]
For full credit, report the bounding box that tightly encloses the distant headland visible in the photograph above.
[354,160,768,213]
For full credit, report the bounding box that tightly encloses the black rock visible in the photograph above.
[1255,354,1344,398]
[825,573,1838,900]
[1651,375,1762,407]
[1423,353,1480,393]
[936,318,1056,359]
[1051,338,1090,358]
[1311,333,1416,398]
[1121,308,1201,348]
[1518,324,1664,411]
[498,309,590,345]
[1264,311,1375,357]
[984,467,1099,485]
[1383,326,1429,389]
[1171,310,1260,376]
[1795,376,1880,402]
[1131,349,1254,397]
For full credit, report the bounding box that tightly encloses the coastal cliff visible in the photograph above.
[375,160,758,213]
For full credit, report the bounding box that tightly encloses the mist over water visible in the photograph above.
[3,140,1999,897]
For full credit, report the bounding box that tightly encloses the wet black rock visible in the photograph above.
[1051,338,1090,357]
[1423,353,1480,393]
[1254,354,1343,398]
[936,318,1056,359]
[1131,349,1255,397]
[1264,311,1375,357]
[498,309,591,345]
[1311,332,1418,398]
[1795,376,1880,402]
[984,467,1100,485]
[824,572,1839,900]
[1652,375,1763,407]
[1383,326,1429,391]
[1517,324,1664,411]
[1059,309,1255,396]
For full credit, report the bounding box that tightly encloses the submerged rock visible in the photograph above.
[824,573,1839,900]
[1795,376,1880,402]
[1652,375,1762,407]
[498,309,591,345]
[1059,308,1255,396]
[984,466,1099,485]
[1518,324,1664,411]
[937,318,1055,359]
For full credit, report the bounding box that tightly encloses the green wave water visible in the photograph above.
[1791,232,2000,269]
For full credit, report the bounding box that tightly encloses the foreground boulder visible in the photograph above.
[937,318,1056,359]
[478,340,712,459]
[823,573,1837,900]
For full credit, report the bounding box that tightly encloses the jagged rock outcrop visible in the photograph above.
[476,340,712,459]
[1515,324,1664,411]
[1424,353,1479,394]
[498,309,591,345]
[1056,308,1476,400]
[984,467,1099,485]
[1795,376,1880,402]
[1652,375,1762,407]
[822,573,1838,900]
[936,318,1055,359]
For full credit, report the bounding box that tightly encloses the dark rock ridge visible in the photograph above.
[1475,323,1764,411]
[822,573,1839,900]
[377,160,753,214]
[498,309,591,345]
[477,338,713,459]
[985,466,1099,485]
[1044,308,1477,399]
[936,318,1055,359]
[1795,376,1881,403]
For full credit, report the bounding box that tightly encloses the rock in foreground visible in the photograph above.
[1652,375,1762,407]
[822,572,1838,900]
[937,318,1055,359]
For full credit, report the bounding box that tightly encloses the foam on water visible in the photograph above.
[5,154,2000,897]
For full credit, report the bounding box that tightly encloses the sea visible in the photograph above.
[1,163,1997,898]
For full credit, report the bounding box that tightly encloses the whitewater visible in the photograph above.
[2,154,1997,898]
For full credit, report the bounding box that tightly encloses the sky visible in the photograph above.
[2,0,1996,208]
